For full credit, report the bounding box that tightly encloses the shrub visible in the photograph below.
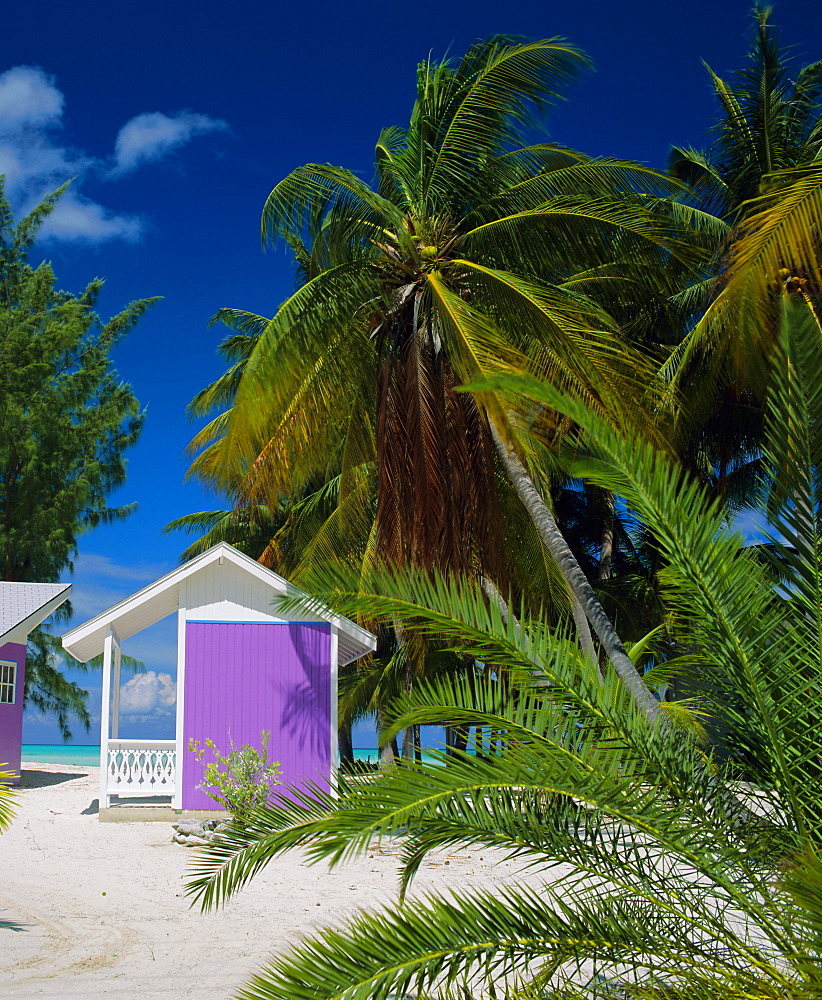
[187,732,281,821]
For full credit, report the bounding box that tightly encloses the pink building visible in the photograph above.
[0,582,72,784]
[61,543,375,818]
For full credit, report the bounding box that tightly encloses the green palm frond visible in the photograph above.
[0,768,18,833]
[665,164,822,389]
[416,36,589,213]
[479,334,822,833]
[261,163,404,250]
[186,305,822,996]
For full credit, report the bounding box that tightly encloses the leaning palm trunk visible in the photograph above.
[570,595,598,669]
[598,488,615,580]
[490,422,662,723]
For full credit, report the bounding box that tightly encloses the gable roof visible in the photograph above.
[0,582,72,645]
[61,542,376,666]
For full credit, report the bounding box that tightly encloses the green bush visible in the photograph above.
[187,732,281,821]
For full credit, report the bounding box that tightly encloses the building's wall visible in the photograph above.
[181,621,331,810]
[0,642,27,785]
[182,560,325,625]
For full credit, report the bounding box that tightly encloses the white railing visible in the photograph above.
[105,739,176,799]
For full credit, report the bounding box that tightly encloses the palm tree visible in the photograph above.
[664,6,822,497]
[194,35,696,720]
[185,275,822,1000]
[670,4,822,223]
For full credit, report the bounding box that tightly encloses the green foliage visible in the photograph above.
[670,5,822,221]
[24,626,91,740]
[664,6,822,501]
[0,181,157,731]
[0,766,18,833]
[183,278,822,998]
[0,183,155,580]
[188,732,281,821]
[176,35,705,734]
[185,35,689,595]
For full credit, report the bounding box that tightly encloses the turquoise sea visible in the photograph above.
[21,744,382,767]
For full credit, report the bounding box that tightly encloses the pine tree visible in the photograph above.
[0,182,158,736]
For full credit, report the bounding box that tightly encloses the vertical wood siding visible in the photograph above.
[0,642,27,784]
[181,622,331,810]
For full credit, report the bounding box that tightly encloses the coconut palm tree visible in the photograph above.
[664,6,822,499]
[192,35,700,720]
[669,4,822,223]
[185,271,822,1000]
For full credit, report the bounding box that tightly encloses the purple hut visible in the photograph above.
[0,582,72,784]
[61,543,375,818]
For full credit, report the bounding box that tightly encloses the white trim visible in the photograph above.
[329,627,339,789]
[172,588,187,809]
[104,740,176,799]
[61,543,375,665]
[99,630,114,808]
[0,659,17,705]
[111,636,121,740]
[0,584,72,645]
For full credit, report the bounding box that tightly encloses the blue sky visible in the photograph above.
[10,0,820,743]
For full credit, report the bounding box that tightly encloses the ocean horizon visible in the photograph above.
[21,744,383,767]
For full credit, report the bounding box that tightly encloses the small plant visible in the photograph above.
[188,732,281,821]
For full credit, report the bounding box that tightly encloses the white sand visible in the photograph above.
[1,763,545,999]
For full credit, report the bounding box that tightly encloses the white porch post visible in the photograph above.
[329,627,339,792]
[99,628,115,808]
[110,633,122,740]
[172,590,187,809]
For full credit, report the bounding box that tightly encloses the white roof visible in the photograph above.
[0,582,72,645]
[61,542,376,666]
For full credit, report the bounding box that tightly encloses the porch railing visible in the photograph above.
[105,739,177,799]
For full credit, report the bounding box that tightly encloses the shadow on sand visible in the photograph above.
[0,914,31,933]
[19,769,86,789]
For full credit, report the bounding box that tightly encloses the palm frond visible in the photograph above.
[0,768,18,833]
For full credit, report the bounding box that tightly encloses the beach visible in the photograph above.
[1,763,547,999]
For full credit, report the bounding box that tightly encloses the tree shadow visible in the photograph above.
[20,770,86,788]
[0,918,30,933]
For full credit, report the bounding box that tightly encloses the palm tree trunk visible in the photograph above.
[447,724,468,758]
[394,619,417,763]
[598,489,615,582]
[483,573,597,674]
[377,706,398,769]
[490,423,662,724]
[570,595,598,668]
[401,724,415,761]
[338,721,354,771]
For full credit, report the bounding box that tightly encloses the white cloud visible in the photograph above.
[119,671,176,716]
[0,64,227,243]
[37,192,142,244]
[76,552,172,584]
[0,67,92,216]
[0,66,63,129]
[112,111,228,175]
[0,136,90,195]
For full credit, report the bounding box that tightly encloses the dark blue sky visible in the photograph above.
[8,0,819,742]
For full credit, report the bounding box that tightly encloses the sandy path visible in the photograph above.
[1,764,545,999]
